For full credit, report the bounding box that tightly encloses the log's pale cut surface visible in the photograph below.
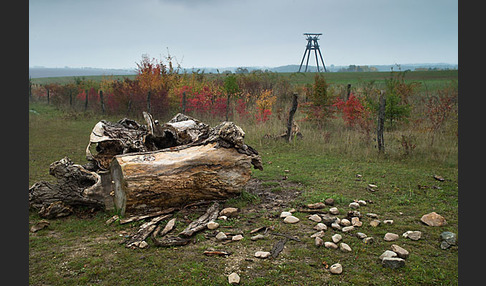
[111,142,252,215]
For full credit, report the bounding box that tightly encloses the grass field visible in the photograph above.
[29,68,458,286]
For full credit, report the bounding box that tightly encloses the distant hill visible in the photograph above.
[29,63,457,78]
[29,67,136,78]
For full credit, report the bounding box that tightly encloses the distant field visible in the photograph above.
[31,70,458,92]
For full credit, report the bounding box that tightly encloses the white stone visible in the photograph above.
[251,234,265,241]
[309,214,322,222]
[329,207,339,215]
[310,231,325,238]
[357,200,367,206]
[314,223,327,231]
[216,232,227,240]
[340,218,351,226]
[356,232,367,239]
[331,234,342,243]
[379,250,398,260]
[340,243,352,252]
[342,226,355,232]
[402,230,422,241]
[329,263,343,274]
[254,251,271,258]
[283,215,300,224]
[349,202,360,209]
[138,241,149,249]
[315,237,324,246]
[280,211,292,218]
[228,272,240,284]
[232,234,244,241]
[383,219,394,225]
[324,241,338,249]
[331,222,341,230]
[220,207,238,217]
[351,217,362,227]
[384,233,399,241]
[207,221,219,230]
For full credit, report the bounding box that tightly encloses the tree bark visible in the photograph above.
[377,91,386,153]
[285,93,299,142]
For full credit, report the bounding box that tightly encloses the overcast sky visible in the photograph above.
[29,0,458,69]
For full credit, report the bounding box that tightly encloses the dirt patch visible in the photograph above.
[244,178,303,209]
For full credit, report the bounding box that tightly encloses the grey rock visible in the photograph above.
[391,244,409,259]
[321,214,338,225]
[382,257,405,269]
[324,198,335,206]
[402,230,422,241]
[379,250,397,260]
[331,234,342,243]
[440,231,456,246]
[384,233,399,241]
[420,212,447,227]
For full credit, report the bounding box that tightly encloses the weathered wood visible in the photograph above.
[111,141,254,215]
[179,202,220,237]
[285,93,299,142]
[125,214,172,248]
[270,239,287,258]
[152,218,177,238]
[29,157,108,211]
[39,201,73,219]
[119,208,176,224]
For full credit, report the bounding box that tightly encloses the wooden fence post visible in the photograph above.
[99,90,105,114]
[285,93,299,142]
[377,91,386,153]
[182,91,186,114]
[84,89,89,111]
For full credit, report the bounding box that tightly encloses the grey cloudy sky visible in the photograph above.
[29,0,458,69]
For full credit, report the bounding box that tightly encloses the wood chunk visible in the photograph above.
[179,202,220,237]
[125,214,172,248]
[119,208,176,224]
[270,239,287,258]
[151,235,191,247]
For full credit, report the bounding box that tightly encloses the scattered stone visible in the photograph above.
[420,212,447,227]
[228,272,240,284]
[331,234,342,243]
[340,243,352,252]
[280,211,292,218]
[216,232,227,240]
[391,244,409,259]
[324,198,335,206]
[220,207,238,217]
[349,202,360,209]
[251,234,265,241]
[440,231,457,249]
[207,221,220,230]
[254,251,271,258]
[289,208,296,213]
[356,232,367,239]
[311,231,325,238]
[218,215,228,221]
[383,219,394,225]
[324,241,338,249]
[30,220,50,233]
[329,263,343,274]
[351,217,362,227]
[321,214,337,225]
[314,223,327,231]
[329,207,339,215]
[379,250,397,260]
[340,218,351,226]
[368,184,378,188]
[283,215,300,224]
[232,234,244,241]
[433,175,445,182]
[357,200,367,206]
[382,257,405,269]
[366,213,379,219]
[347,210,362,219]
[331,222,341,230]
[309,214,322,222]
[363,237,374,244]
[402,231,422,241]
[342,226,354,233]
[315,237,324,246]
[307,202,326,209]
[138,241,149,249]
[370,220,381,227]
[384,233,399,241]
